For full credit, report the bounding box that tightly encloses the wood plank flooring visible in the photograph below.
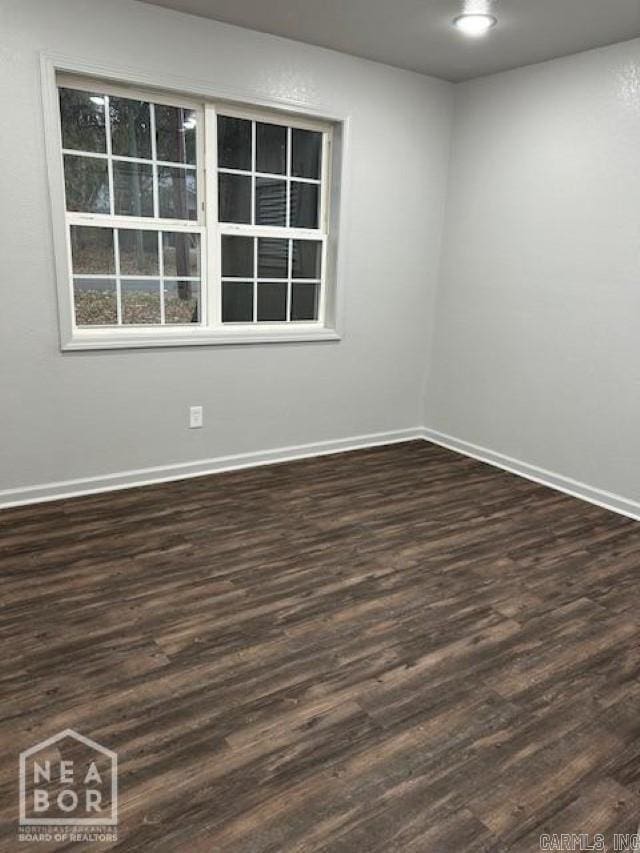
[1,440,640,851]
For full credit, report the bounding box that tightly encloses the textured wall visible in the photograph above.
[0,0,453,492]
[426,39,640,501]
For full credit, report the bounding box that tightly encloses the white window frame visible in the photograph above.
[41,53,349,350]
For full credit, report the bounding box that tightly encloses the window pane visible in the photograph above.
[162,232,200,277]
[158,167,197,220]
[255,178,286,226]
[217,116,251,170]
[257,283,287,321]
[256,122,286,175]
[59,88,106,153]
[218,173,251,223]
[63,155,109,214]
[164,280,200,324]
[291,283,319,321]
[118,229,159,275]
[70,226,114,274]
[113,161,154,217]
[155,105,197,165]
[110,96,151,159]
[73,278,117,326]
[258,238,288,278]
[121,279,161,324]
[222,282,253,322]
[222,236,253,277]
[292,240,321,278]
[291,129,322,179]
[290,182,319,229]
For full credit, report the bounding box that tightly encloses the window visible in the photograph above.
[50,72,340,349]
[59,84,203,331]
[218,114,325,324]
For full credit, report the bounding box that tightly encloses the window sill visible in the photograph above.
[61,326,341,351]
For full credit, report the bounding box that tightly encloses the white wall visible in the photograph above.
[5,1,639,510]
[0,0,453,496]
[425,39,640,504]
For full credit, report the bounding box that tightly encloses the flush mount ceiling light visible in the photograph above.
[453,12,497,36]
[453,0,498,37]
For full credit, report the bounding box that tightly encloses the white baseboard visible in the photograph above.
[422,427,640,522]
[3,425,639,522]
[0,428,423,509]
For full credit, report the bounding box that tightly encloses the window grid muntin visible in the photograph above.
[250,120,256,227]
[113,227,122,324]
[252,235,258,322]
[218,167,319,184]
[285,126,292,232]
[61,149,198,171]
[157,229,165,324]
[104,94,115,217]
[150,102,159,219]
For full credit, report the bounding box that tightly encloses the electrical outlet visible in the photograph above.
[189,406,203,429]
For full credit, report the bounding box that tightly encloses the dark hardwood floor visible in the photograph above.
[2,440,640,851]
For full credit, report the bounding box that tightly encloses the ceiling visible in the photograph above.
[138,0,640,82]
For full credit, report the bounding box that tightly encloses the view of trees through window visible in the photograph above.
[59,85,201,327]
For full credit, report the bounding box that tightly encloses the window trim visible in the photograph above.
[41,52,349,350]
